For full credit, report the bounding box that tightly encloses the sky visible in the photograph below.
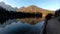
[0,0,60,10]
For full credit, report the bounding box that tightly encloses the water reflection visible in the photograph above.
[0,19,45,34]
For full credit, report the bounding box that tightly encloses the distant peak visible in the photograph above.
[19,6,25,9]
[30,5,37,7]
[21,6,25,8]
[28,5,38,8]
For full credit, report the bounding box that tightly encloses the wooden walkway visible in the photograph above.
[46,17,60,34]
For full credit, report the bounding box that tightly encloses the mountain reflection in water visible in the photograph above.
[0,19,45,34]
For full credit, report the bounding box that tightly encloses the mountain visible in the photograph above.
[17,5,55,17]
[17,5,55,24]
[0,2,18,11]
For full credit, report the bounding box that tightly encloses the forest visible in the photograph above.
[0,6,42,24]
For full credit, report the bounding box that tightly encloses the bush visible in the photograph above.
[45,13,53,20]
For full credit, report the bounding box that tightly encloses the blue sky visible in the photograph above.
[0,0,60,10]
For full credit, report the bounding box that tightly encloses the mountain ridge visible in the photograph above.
[17,5,54,13]
[0,2,18,11]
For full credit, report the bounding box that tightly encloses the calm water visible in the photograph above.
[0,19,45,34]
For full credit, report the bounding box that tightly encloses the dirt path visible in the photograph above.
[46,17,60,34]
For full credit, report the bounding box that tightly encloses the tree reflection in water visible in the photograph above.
[0,19,44,34]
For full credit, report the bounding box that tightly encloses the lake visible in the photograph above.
[0,19,45,34]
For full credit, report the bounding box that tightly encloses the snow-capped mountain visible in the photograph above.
[0,2,18,11]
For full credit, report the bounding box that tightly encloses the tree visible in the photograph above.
[36,12,42,18]
[55,9,60,17]
[45,14,53,20]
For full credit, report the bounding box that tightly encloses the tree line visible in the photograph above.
[0,6,42,24]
